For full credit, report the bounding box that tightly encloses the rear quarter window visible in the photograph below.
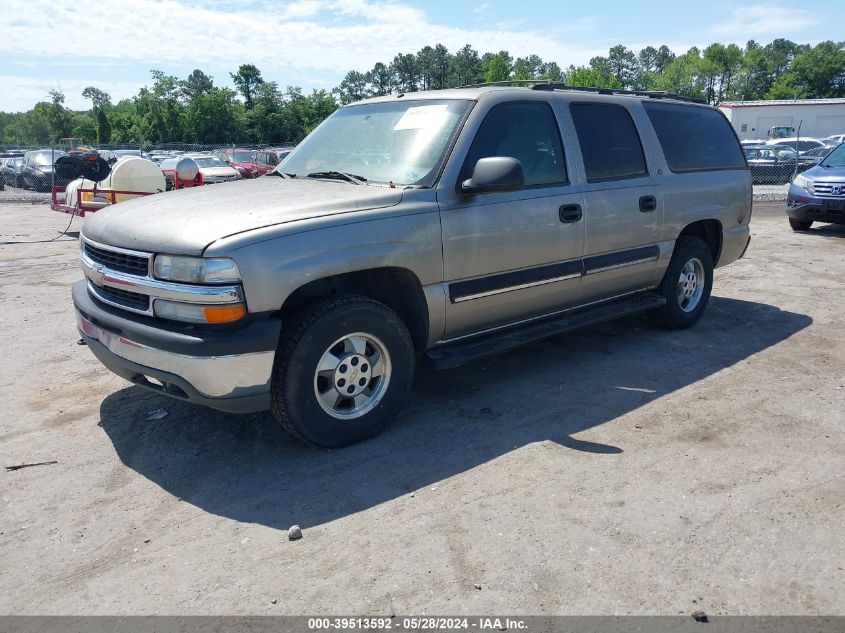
[643,102,746,173]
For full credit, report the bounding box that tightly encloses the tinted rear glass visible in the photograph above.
[643,102,745,172]
[569,103,647,183]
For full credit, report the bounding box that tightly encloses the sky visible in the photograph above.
[2,0,844,112]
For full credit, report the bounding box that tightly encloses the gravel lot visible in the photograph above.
[0,201,842,616]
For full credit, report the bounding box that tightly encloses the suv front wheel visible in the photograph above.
[271,295,416,447]
[648,236,714,330]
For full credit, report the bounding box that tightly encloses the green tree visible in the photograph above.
[366,62,392,97]
[81,86,112,110]
[335,70,368,105]
[82,86,113,144]
[539,62,563,82]
[450,44,483,87]
[512,54,544,80]
[182,69,214,101]
[431,44,451,90]
[46,89,73,141]
[769,41,845,98]
[565,66,622,89]
[390,53,419,92]
[608,45,638,88]
[184,87,244,143]
[417,46,436,90]
[484,52,511,82]
[230,64,264,109]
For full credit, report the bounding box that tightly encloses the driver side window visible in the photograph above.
[459,101,568,188]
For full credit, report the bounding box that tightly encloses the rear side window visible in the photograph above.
[569,103,648,183]
[460,101,567,188]
[643,102,745,172]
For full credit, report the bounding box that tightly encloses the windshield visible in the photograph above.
[278,99,472,186]
[193,157,228,168]
[33,151,65,165]
[821,143,845,167]
[232,151,255,162]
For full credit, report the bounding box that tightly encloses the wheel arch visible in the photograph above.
[278,267,430,352]
[678,219,723,265]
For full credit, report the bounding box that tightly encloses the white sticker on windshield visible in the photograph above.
[393,104,449,131]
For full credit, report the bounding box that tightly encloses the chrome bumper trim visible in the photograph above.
[76,312,274,399]
[81,250,243,317]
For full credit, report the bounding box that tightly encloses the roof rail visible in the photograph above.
[530,81,705,103]
[454,80,704,104]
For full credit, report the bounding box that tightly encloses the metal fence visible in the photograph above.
[743,139,834,186]
[0,142,296,193]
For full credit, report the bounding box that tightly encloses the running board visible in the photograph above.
[424,293,666,370]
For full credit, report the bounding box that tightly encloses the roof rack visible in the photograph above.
[455,80,704,104]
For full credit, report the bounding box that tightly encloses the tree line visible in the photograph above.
[2,39,844,148]
[0,65,337,148]
[335,39,845,105]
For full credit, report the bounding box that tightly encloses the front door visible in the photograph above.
[438,100,585,339]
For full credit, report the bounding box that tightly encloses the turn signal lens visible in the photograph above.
[154,299,245,323]
[202,304,246,323]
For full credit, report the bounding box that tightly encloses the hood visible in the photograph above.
[82,177,404,255]
[803,164,845,181]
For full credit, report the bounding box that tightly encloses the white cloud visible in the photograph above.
[1,0,606,111]
[712,5,819,38]
[0,75,146,113]
[474,3,489,13]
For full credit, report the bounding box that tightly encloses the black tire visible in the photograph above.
[648,236,714,330]
[270,295,416,448]
[789,218,813,231]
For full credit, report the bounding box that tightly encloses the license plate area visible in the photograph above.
[823,199,844,212]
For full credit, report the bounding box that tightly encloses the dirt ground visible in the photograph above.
[0,201,842,616]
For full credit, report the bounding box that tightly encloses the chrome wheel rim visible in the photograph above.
[677,257,705,313]
[313,332,392,420]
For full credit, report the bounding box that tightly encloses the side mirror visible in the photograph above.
[460,157,525,196]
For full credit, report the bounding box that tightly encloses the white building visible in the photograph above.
[718,99,845,142]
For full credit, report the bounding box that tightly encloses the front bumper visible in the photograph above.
[73,280,280,413]
[787,185,845,224]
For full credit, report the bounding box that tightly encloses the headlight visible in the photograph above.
[153,255,241,284]
[793,173,814,194]
[154,299,245,324]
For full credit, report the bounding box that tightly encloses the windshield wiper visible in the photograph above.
[269,170,296,178]
[306,171,367,185]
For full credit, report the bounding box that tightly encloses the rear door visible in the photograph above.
[568,101,663,303]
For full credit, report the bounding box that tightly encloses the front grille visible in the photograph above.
[813,182,845,196]
[84,243,150,276]
[93,284,150,311]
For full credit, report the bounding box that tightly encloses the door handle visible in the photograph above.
[559,204,582,223]
[639,195,657,213]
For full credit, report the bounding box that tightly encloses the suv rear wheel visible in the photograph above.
[648,236,714,330]
[270,295,415,447]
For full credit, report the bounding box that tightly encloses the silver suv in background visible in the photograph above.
[73,84,752,447]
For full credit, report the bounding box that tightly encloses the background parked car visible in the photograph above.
[112,149,154,162]
[766,137,829,154]
[1,157,24,187]
[744,145,815,183]
[21,149,69,190]
[253,149,280,175]
[184,154,241,184]
[822,134,845,146]
[800,145,833,166]
[213,148,259,178]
